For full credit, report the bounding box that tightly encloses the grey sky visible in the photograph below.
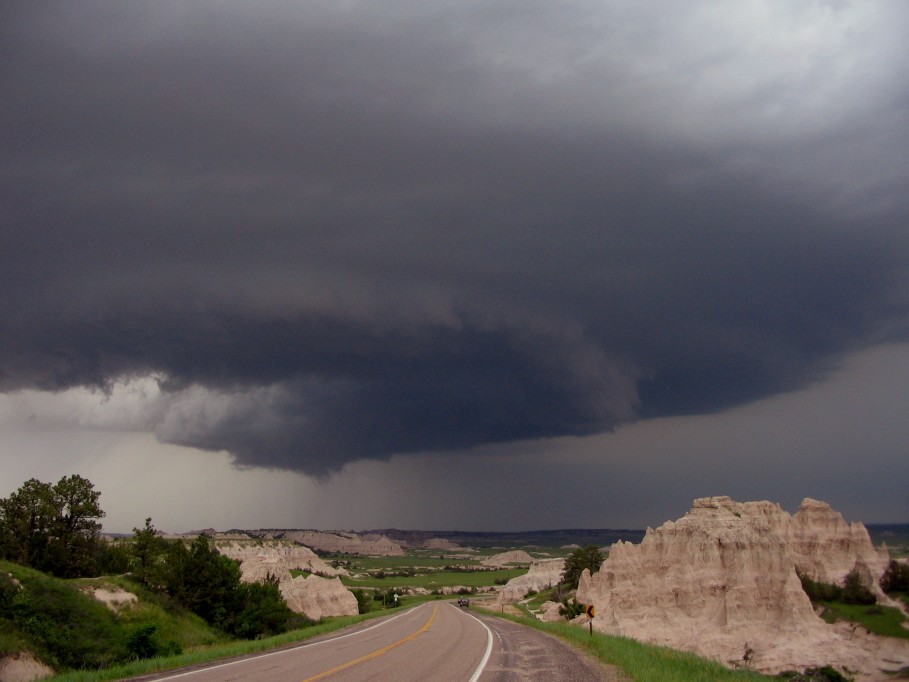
[1,1,907,531]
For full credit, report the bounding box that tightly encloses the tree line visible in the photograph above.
[0,475,305,640]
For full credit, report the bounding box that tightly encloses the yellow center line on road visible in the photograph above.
[302,606,438,682]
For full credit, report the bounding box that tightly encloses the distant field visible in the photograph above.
[369,528,646,549]
[304,549,532,592]
[867,524,909,556]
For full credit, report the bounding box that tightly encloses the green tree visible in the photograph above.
[0,478,58,570]
[51,474,105,577]
[880,559,909,594]
[560,545,604,589]
[558,596,585,620]
[0,475,106,577]
[841,568,875,605]
[351,588,372,614]
[230,573,302,638]
[163,535,243,630]
[130,518,168,587]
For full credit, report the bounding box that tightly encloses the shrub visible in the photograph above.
[351,589,372,614]
[558,596,584,620]
[788,665,852,681]
[880,559,909,594]
[5,566,128,669]
[126,623,162,660]
[799,573,843,602]
[560,545,604,590]
[841,569,875,606]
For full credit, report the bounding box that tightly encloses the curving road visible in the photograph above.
[133,602,621,681]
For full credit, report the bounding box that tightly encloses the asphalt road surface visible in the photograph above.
[135,602,622,682]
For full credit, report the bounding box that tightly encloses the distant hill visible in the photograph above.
[365,528,646,549]
[867,523,909,551]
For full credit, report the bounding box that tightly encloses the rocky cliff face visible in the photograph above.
[576,496,904,679]
[280,531,405,556]
[281,574,359,620]
[482,550,533,567]
[215,540,356,620]
[499,558,565,604]
[784,498,890,590]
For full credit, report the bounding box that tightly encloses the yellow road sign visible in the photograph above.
[585,604,595,618]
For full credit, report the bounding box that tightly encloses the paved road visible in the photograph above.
[135,602,622,682]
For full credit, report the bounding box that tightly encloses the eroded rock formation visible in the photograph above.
[215,540,356,620]
[0,652,54,682]
[280,531,404,556]
[499,558,565,604]
[282,574,359,620]
[576,496,904,679]
[482,550,533,567]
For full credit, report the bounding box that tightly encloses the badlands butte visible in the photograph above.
[179,497,905,680]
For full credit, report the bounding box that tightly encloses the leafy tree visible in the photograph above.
[95,537,132,575]
[130,518,168,587]
[0,478,59,570]
[351,588,372,614]
[51,474,105,577]
[0,475,105,577]
[558,596,585,620]
[799,573,842,602]
[230,573,303,638]
[880,559,909,594]
[560,545,604,589]
[163,535,242,629]
[161,536,300,638]
[841,568,875,605]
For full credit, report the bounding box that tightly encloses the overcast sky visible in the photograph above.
[2,1,907,533]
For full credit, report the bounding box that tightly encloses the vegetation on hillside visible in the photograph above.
[880,558,909,607]
[0,475,312,675]
[798,567,909,641]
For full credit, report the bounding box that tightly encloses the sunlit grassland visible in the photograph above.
[330,552,484,570]
[818,601,909,639]
[339,567,525,589]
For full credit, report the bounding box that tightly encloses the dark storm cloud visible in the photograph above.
[2,1,908,474]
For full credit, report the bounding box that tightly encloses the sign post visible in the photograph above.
[585,604,595,636]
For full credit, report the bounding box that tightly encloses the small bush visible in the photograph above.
[788,665,852,681]
[880,559,909,594]
[841,569,875,606]
[126,624,161,660]
[351,589,372,614]
[6,567,128,669]
[799,574,842,602]
[558,597,584,620]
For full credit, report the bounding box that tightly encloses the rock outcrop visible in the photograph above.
[215,540,356,620]
[282,574,359,620]
[577,496,904,679]
[499,558,565,603]
[482,550,533,567]
[216,540,346,578]
[280,531,404,556]
[783,498,890,592]
[0,652,54,682]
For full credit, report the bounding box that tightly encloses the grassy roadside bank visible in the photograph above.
[43,598,442,682]
[476,607,774,682]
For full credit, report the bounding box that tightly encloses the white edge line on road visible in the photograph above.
[152,602,429,680]
[458,605,494,682]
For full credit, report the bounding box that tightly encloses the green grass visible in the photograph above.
[341,567,525,589]
[331,553,484,570]
[41,597,446,682]
[819,601,909,640]
[1,560,230,672]
[478,609,773,682]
